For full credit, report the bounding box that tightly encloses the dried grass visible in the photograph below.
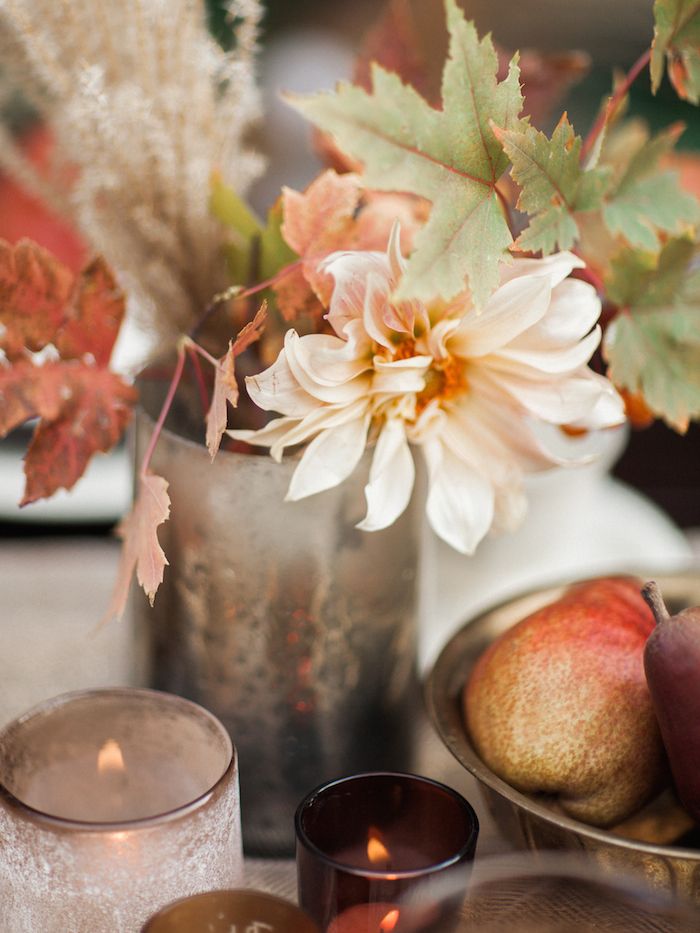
[0,0,264,346]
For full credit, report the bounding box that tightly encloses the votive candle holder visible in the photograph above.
[0,688,242,933]
[142,889,321,932]
[295,772,479,932]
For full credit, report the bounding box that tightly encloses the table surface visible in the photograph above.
[2,533,699,904]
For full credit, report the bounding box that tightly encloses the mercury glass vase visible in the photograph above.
[133,373,421,855]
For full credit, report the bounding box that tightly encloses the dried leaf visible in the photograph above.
[289,0,525,307]
[651,0,700,103]
[102,473,171,624]
[19,364,136,504]
[204,302,267,459]
[0,238,74,357]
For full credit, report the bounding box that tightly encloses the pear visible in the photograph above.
[464,577,668,827]
[641,580,700,823]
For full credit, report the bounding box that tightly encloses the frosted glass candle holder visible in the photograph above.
[0,688,242,933]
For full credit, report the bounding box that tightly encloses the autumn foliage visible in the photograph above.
[0,239,136,503]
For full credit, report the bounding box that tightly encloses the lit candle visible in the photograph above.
[296,772,479,933]
[0,688,243,933]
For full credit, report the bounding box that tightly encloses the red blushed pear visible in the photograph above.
[464,577,668,827]
[642,581,700,823]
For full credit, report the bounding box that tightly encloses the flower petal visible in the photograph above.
[422,438,495,554]
[493,325,601,374]
[449,274,553,358]
[285,330,372,404]
[285,413,371,501]
[371,355,431,394]
[479,365,612,424]
[498,251,584,288]
[357,418,415,531]
[514,278,602,351]
[228,416,302,454]
[245,345,322,416]
[270,398,370,460]
[286,328,371,387]
[323,250,392,339]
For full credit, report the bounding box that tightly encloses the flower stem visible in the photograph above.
[140,341,187,479]
[187,344,210,414]
[189,259,304,339]
[580,47,651,162]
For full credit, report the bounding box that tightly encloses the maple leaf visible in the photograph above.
[276,170,361,320]
[354,0,431,100]
[495,114,612,254]
[602,237,700,432]
[0,238,74,358]
[19,364,136,505]
[204,301,267,459]
[0,238,134,502]
[289,0,525,307]
[102,473,171,624]
[651,0,700,104]
[55,257,126,366]
[601,122,700,249]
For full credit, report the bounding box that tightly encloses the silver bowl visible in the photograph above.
[425,573,700,904]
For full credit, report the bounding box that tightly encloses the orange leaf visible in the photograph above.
[102,473,171,624]
[56,256,126,365]
[0,238,74,357]
[20,363,136,505]
[205,302,267,459]
[0,359,65,435]
[354,0,431,99]
[276,171,361,320]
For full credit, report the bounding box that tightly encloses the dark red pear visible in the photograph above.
[642,581,700,823]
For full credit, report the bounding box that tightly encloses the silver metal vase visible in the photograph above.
[133,374,421,855]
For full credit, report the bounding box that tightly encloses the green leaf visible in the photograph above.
[288,0,525,307]
[604,309,700,432]
[496,115,611,254]
[651,0,700,103]
[210,173,262,240]
[605,236,696,307]
[601,123,700,249]
[603,237,700,431]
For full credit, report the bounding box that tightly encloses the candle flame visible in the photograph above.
[367,827,391,865]
[380,909,400,931]
[97,738,125,775]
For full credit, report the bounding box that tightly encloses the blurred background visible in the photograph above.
[1,0,698,535]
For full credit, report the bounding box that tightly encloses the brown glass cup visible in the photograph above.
[295,772,479,932]
[142,889,320,932]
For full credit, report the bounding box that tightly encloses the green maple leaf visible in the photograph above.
[602,123,700,249]
[496,115,611,254]
[603,237,700,432]
[288,0,525,307]
[651,0,700,104]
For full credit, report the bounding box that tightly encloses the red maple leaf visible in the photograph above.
[0,238,135,504]
[0,238,74,358]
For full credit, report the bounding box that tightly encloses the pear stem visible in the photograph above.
[641,581,670,626]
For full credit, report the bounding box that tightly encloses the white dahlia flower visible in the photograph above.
[230,227,624,554]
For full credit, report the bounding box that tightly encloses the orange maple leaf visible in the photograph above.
[102,472,171,624]
[20,366,136,505]
[205,301,267,459]
[0,238,74,358]
[275,171,361,321]
[0,238,134,503]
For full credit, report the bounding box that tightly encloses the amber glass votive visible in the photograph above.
[296,772,479,932]
[143,889,321,932]
[0,688,242,933]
